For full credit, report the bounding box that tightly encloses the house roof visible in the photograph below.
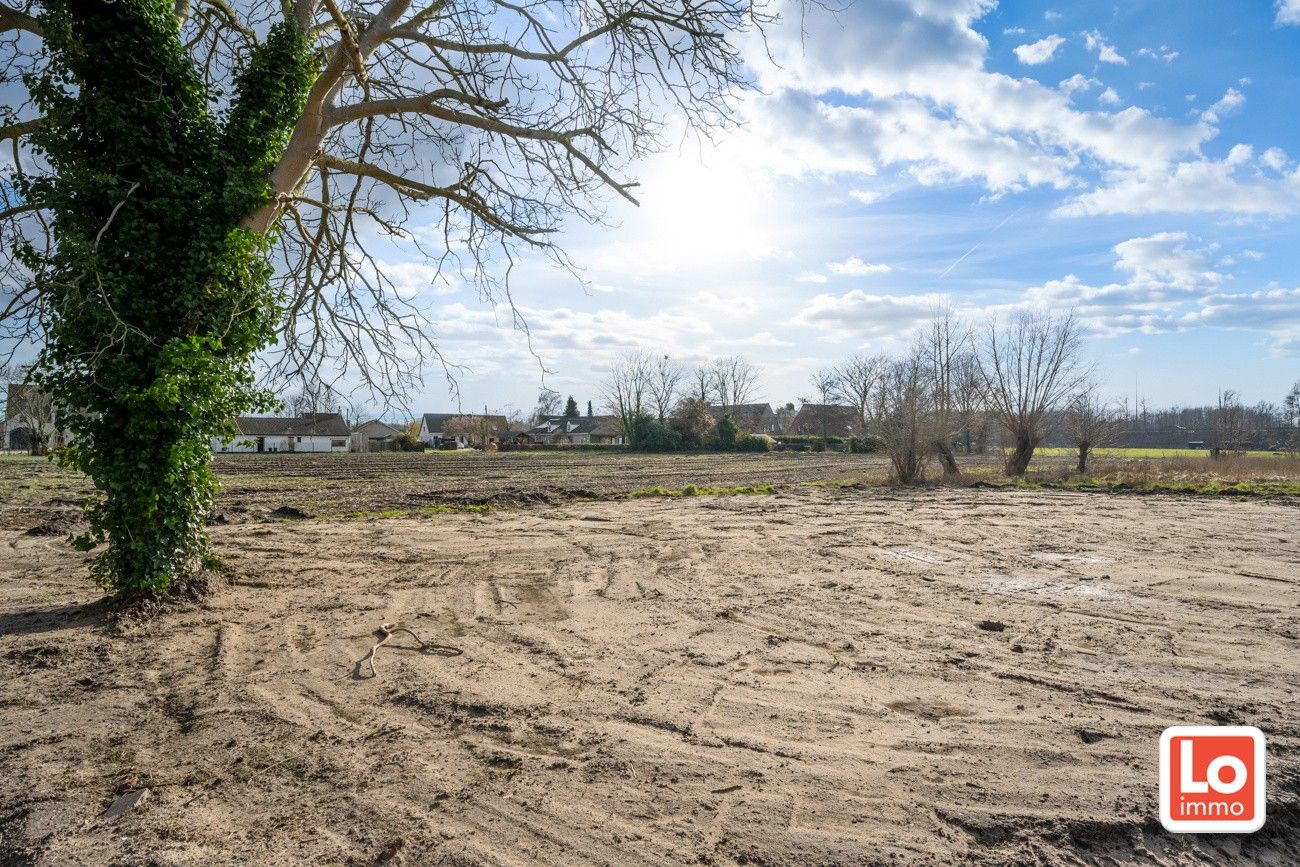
[422,412,511,433]
[356,419,403,439]
[234,413,350,438]
[787,404,862,436]
[528,415,623,436]
[709,403,776,432]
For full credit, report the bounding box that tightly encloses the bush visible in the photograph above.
[669,397,717,449]
[736,433,774,452]
[630,416,683,452]
[717,414,739,450]
[850,436,882,454]
[393,431,424,452]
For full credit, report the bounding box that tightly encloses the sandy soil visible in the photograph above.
[1,487,1298,865]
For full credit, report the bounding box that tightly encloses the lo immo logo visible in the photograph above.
[1160,725,1265,833]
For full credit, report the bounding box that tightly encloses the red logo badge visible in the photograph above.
[1160,725,1265,833]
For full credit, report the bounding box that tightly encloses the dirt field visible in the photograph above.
[2,480,1299,865]
[0,451,914,529]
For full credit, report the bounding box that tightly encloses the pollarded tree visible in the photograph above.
[1063,389,1121,473]
[917,308,969,476]
[977,310,1088,476]
[869,351,934,484]
[0,0,766,597]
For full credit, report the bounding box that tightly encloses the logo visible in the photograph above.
[1160,725,1265,833]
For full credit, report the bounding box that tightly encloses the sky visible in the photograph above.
[391,0,1300,420]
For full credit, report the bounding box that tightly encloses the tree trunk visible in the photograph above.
[936,441,960,476]
[1077,441,1090,473]
[1005,435,1035,476]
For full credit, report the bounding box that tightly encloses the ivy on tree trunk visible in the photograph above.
[21,0,315,597]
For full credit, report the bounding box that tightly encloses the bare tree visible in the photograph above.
[829,352,887,432]
[809,367,838,448]
[869,352,934,484]
[647,355,684,422]
[532,389,562,424]
[1209,389,1248,458]
[600,350,653,441]
[286,378,344,417]
[977,310,1089,476]
[1,0,773,397]
[710,356,760,407]
[5,380,55,455]
[440,415,484,448]
[690,365,713,403]
[918,309,969,476]
[950,352,987,454]
[1063,389,1122,473]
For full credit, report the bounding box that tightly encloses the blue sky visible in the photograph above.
[375,0,1300,418]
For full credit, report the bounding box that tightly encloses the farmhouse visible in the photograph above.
[709,403,781,435]
[211,413,351,453]
[527,415,625,445]
[418,413,511,448]
[787,404,863,438]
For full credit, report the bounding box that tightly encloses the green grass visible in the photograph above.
[316,504,494,520]
[1021,447,1290,459]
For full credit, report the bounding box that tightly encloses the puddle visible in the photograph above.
[882,547,951,565]
[1031,551,1115,565]
[984,577,1127,601]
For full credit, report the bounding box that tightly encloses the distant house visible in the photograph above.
[354,419,405,452]
[211,413,351,453]
[418,413,511,448]
[787,404,863,438]
[709,403,779,435]
[527,415,625,445]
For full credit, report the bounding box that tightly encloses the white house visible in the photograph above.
[526,415,625,445]
[211,413,351,453]
[418,412,511,448]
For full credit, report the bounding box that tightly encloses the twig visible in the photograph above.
[357,622,463,679]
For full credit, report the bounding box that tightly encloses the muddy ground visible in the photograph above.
[2,485,1299,865]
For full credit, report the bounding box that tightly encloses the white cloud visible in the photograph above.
[794,290,947,339]
[1057,147,1300,217]
[745,2,1211,196]
[1137,46,1179,62]
[375,260,460,300]
[1084,30,1127,64]
[1059,74,1100,96]
[848,188,885,205]
[1278,0,1300,26]
[796,271,829,283]
[1111,232,1222,289]
[1099,88,1121,106]
[1003,26,1026,35]
[828,257,892,276]
[1017,234,1300,353]
[1014,34,1066,65]
[1201,88,1246,124]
